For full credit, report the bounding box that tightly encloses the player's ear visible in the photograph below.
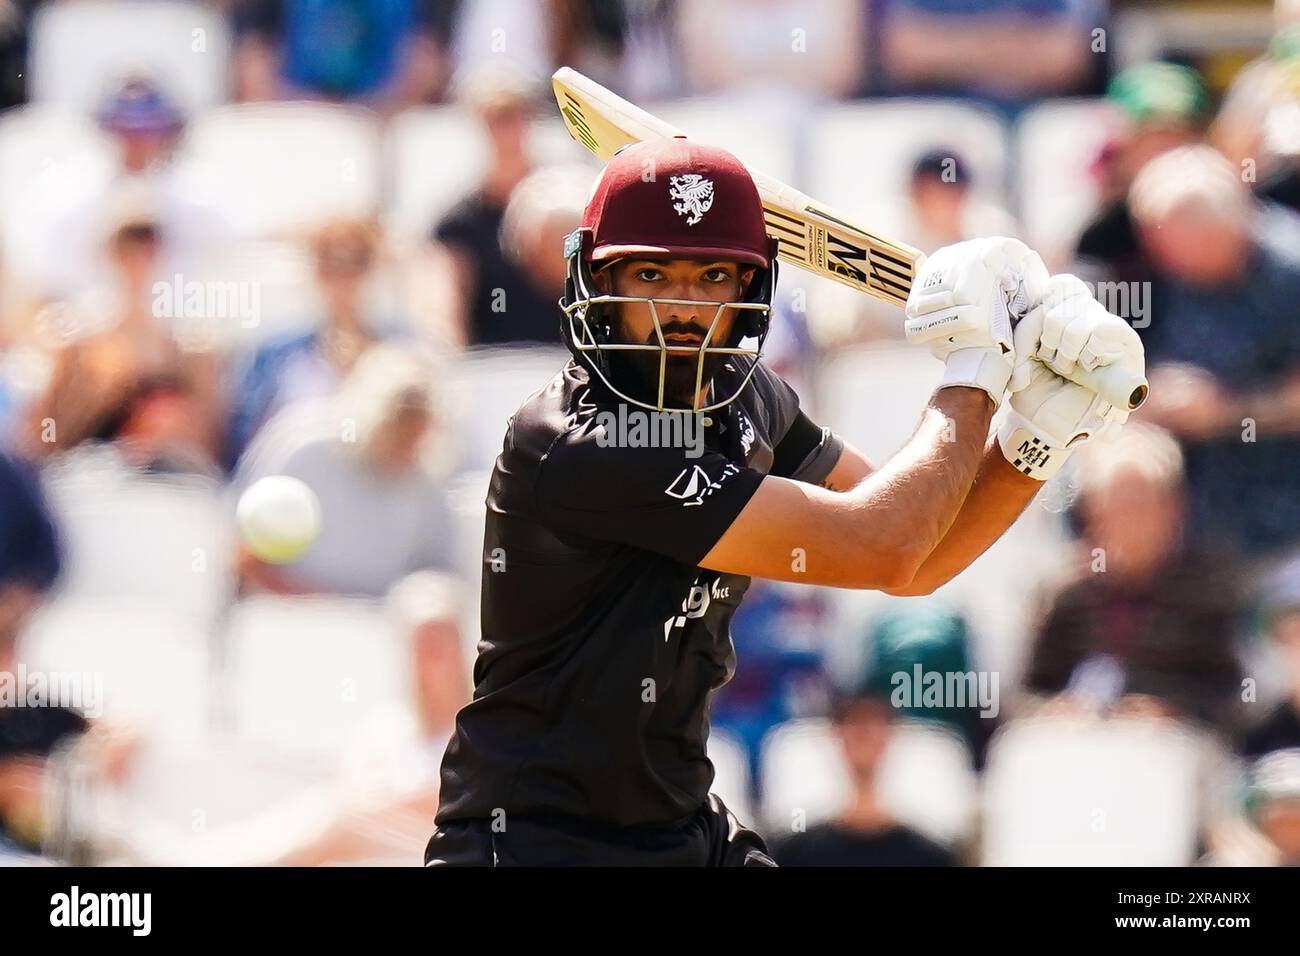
[740,266,756,293]
[591,261,615,293]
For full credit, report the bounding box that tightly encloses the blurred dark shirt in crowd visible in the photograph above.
[1259,160,1300,215]
[0,0,37,109]
[232,0,459,102]
[0,449,61,594]
[432,191,559,346]
[1025,548,1245,731]
[1244,703,1300,758]
[773,821,955,866]
[876,0,1104,105]
[1141,210,1300,554]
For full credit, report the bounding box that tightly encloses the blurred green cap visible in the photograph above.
[1107,62,1209,125]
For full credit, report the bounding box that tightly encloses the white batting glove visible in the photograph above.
[905,237,1050,406]
[1008,274,1146,397]
[998,361,1130,480]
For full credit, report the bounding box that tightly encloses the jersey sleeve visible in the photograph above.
[534,425,765,567]
[752,362,845,486]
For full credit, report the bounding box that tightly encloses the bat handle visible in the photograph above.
[1064,363,1149,412]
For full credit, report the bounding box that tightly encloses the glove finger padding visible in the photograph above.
[998,361,1130,480]
[905,237,1050,405]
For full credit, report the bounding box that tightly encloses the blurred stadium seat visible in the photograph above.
[817,343,943,465]
[19,599,211,743]
[223,596,409,758]
[706,728,754,826]
[981,716,1203,866]
[0,104,112,283]
[806,100,1009,233]
[93,740,341,866]
[759,716,974,845]
[180,104,380,238]
[41,448,234,624]
[655,94,801,185]
[759,717,850,834]
[443,345,571,475]
[1015,99,1121,266]
[876,720,978,848]
[27,1,230,113]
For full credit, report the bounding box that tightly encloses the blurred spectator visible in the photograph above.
[17,76,231,302]
[227,218,397,467]
[1242,559,1300,757]
[231,0,459,110]
[877,0,1101,105]
[423,63,545,347]
[1024,422,1245,734]
[1244,748,1300,866]
[859,605,993,764]
[549,0,681,102]
[1212,0,1300,186]
[676,0,865,98]
[1132,145,1300,556]
[447,0,551,85]
[431,153,589,345]
[0,0,33,109]
[1075,62,1208,287]
[0,700,87,863]
[0,449,59,648]
[710,580,831,796]
[770,685,957,866]
[896,148,1020,255]
[234,344,456,597]
[822,147,1020,343]
[20,206,224,475]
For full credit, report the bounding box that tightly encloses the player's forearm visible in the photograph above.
[884,436,1040,596]
[842,386,995,583]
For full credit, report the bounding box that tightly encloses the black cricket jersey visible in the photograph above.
[435,357,843,829]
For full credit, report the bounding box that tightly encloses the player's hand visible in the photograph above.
[1008,274,1145,397]
[905,237,1050,406]
[998,360,1129,480]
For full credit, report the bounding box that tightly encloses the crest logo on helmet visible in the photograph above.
[669,174,714,226]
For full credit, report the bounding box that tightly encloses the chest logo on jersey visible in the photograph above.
[664,462,740,507]
[737,411,755,458]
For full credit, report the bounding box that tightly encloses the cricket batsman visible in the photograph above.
[425,138,1144,866]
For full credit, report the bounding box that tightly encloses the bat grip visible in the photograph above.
[1064,363,1149,412]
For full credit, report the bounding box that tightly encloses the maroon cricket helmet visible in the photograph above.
[559,137,780,413]
[583,138,773,268]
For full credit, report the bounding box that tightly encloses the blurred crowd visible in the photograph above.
[1,0,1300,867]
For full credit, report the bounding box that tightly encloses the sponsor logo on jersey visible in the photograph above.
[669,174,714,226]
[664,462,739,507]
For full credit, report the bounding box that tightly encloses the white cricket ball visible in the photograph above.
[236,475,323,564]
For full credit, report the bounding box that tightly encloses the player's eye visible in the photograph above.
[634,267,663,282]
[702,268,732,283]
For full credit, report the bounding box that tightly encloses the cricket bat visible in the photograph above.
[551,67,1148,411]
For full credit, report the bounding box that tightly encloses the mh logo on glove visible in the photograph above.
[1012,436,1052,475]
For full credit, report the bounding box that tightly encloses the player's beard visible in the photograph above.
[607,322,730,410]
